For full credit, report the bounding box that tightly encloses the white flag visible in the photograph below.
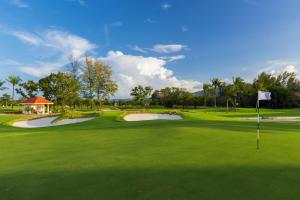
[258,91,271,101]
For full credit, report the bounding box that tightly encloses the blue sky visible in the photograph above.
[1,0,300,97]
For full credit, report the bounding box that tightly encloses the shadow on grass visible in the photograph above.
[1,166,300,200]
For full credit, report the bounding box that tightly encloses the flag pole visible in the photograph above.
[257,97,260,150]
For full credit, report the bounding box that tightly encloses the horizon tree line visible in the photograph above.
[0,60,300,110]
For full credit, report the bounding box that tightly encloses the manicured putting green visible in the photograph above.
[1,108,300,200]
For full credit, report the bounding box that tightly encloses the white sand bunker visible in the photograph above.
[240,117,300,122]
[13,116,95,128]
[124,113,182,121]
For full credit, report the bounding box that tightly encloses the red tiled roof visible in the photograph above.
[295,92,300,100]
[21,96,53,104]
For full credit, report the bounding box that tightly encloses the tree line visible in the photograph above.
[129,71,300,109]
[0,59,299,110]
[0,56,117,111]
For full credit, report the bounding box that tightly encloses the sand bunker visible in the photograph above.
[124,113,182,121]
[13,116,95,128]
[239,117,300,122]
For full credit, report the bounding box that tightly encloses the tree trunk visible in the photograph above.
[226,97,229,112]
[204,96,207,107]
[11,85,15,111]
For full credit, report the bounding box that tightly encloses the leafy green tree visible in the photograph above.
[130,85,153,106]
[232,77,245,107]
[157,87,181,108]
[39,72,81,111]
[94,60,118,108]
[211,78,222,109]
[82,56,96,107]
[0,93,11,107]
[178,89,193,109]
[6,76,22,110]
[16,80,39,98]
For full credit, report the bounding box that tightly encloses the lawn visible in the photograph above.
[1,108,300,200]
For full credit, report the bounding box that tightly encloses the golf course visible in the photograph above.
[1,108,300,200]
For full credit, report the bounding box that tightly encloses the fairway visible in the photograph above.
[1,108,300,200]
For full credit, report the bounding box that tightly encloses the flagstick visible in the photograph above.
[257,99,260,150]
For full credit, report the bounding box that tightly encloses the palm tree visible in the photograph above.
[202,83,211,107]
[0,80,7,91]
[211,78,222,110]
[7,76,22,110]
[224,84,236,112]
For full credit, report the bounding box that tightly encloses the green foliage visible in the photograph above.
[39,72,81,110]
[82,56,118,108]
[16,80,39,98]
[130,85,153,106]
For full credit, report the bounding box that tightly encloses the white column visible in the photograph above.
[47,104,50,114]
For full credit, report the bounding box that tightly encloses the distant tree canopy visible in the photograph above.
[16,80,39,98]
[1,61,300,110]
[82,56,118,108]
[130,85,153,106]
[39,72,81,110]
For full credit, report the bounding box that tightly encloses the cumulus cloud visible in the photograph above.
[152,44,187,54]
[258,60,300,77]
[100,51,201,98]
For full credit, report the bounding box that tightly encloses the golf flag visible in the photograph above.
[256,91,271,150]
[258,91,271,101]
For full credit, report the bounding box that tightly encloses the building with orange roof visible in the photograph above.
[21,96,54,114]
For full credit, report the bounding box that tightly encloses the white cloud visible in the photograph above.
[8,0,30,8]
[160,55,185,62]
[111,21,123,27]
[100,51,201,98]
[129,45,147,53]
[0,27,96,77]
[152,44,187,54]
[258,60,300,77]
[181,25,188,32]
[11,31,41,46]
[161,3,172,10]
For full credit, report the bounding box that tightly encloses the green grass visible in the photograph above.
[1,108,300,200]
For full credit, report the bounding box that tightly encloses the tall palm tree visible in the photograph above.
[211,78,222,110]
[0,80,7,91]
[224,84,236,112]
[7,76,22,110]
[202,83,211,107]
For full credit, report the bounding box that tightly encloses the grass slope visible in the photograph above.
[1,108,300,200]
